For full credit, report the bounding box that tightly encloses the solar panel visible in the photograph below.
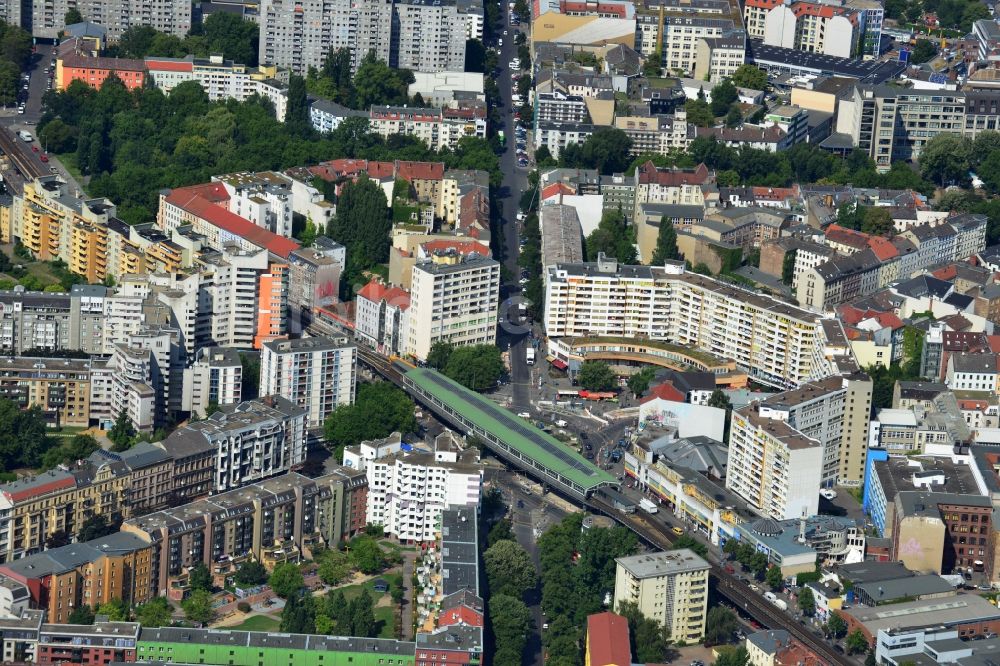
[418,370,603,477]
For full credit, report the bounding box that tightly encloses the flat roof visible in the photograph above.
[404,368,616,492]
[842,594,1000,634]
[616,549,710,578]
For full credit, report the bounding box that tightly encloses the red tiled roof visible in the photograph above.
[636,161,711,187]
[5,476,76,503]
[165,184,300,259]
[395,161,445,182]
[146,58,194,73]
[825,224,870,249]
[639,382,685,404]
[357,279,409,309]
[542,182,576,200]
[867,236,898,262]
[421,239,491,257]
[988,336,1000,354]
[587,613,631,666]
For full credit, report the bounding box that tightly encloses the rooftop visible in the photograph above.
[615,549,710,579]
[841,594,1000,634]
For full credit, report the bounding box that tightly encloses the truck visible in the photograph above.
[526,347,535,365]
[640,498,659,514]
[17,131,31,142]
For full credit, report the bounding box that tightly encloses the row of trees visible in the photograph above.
[305,49,415,110]
[323,381,418,462]
[106,15,260,65]
[426,342,505,392]
[484,521,537,666]
[516,205,545,319]
[0,20,33,107]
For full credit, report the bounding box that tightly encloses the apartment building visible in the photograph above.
[836,86,1000,170]
[662,17,739,76]
[260,336,357,428]
[118,442,174,513]
[744,0,882,56]
[0,356,94,428]
[258,0,470,75]
[536,91,590,124]
[183,347,243,418]
[544,256,848,389]
[122,468,367,592]
[161,396,308,494]
[891,491,994,577]
[105,327,183,433]
[755,374,873,487]
[407,252,500,362]
[368,104,488,151]
[357,433,483,543]
[797,248,882,311]
[726,403,824,520]
[613,550,711,643]
[693,32,747,82]
[0,532,153,623]
[19,0,191,40]
[355,279,411,356]
[0,450,132,562]
[56,51,145,91]
[286,240,346,332]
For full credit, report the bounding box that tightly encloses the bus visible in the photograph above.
[526,347,536,365]
[578,390,617,401]
[557,390,580,399]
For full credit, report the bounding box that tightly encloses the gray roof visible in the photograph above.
[262,335,355,355]
[896,491,992,519]
[1,532,149,579]
[896,381,948,402]
[855,574,956,604]
[841,594,1000,635]
[746,630,792,655]
[118,442,172,471]
[137,627,414,655]
[615,549,710,579]
[652,436,727,475]
[440,507,479,597]
[950,352,998,375]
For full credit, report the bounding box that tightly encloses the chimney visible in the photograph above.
[799,508,807,543]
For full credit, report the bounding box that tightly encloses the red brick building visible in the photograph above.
[36,622,139,666]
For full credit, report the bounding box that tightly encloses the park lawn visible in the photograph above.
[230,615,280,632]
[373,606,395,639]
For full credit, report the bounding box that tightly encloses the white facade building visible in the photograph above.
[613,550,711,643]
[183,347,243,418]
[260,336,358,428]
[407,253,500,362]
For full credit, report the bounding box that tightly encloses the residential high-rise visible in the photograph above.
[0,356,95,428]
[260,336,357,427]
[258,0,469,75]
[544,256,852,389]
[183,347,243,418]
[726,403,824,521]
[754,374,873,487]
[12,0,192,40]
[286,239,346,333]
[613,550,711,643]
[406,252,499,362]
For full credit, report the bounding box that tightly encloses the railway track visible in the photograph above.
[0,127,43,181]
[587,496,854,666]
[350,342,854,664]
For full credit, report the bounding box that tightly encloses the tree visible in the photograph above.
[46,530,70,549]
[268,562,305,598]
[919,133,972,187]
[284,75,312,137]
[68,605,96,625]
[426,341,454,370]
[714,646,750,666]
[489,593,532,666]
[0,60,20,107]
[484,539,537,599]
[704,606,739,645]
[684,98,715,127]
[910,39,938,64]
[725,104,742,128]
[349,588,376,637]
[578,360,617,392]
[730,64,767,91]
[642,51,661,77]
[327,174,390,275]
[324,381,418,460]
[135,597,172,627]
[617,601,671,663]
[797,585,815,616]
[861,206,895,237]
[846,629,869,655]
[108,411,137,451]
[201,13,259,66]
[64,8,84,24]
[651,217,679,264]
[586,210,636,264]
[710,79,739,116]
[352,52,413,109]
[317,549,352,586]
[182,590,215,624]
[97,598,128,621]
[488,518,515,546]
[765,565,784,590]
[188,563,212,592]
[41,433,100,471]
[348,535,386,574]
[627,367,657,397]
[77,514,117,542]
[280,593,315,634]
[560,128,632,173]
[39,118,78,154]
[669,534,708,558]
[826,612,848,639]
[444,344,505,392]
[781,248,797,285]
[240,353,259,400]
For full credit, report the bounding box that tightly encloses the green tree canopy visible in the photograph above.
[730,64,767,90]
[577,360,617,392]
[348,535,387,574]
[188,563,213,592]
[268,562,305,598]
[826,612,848,639]
[765,565,784,590]
[846,629,869,654]
[97,598,128,621]
[327,174,390,276]
[651,217,680,264]
[108,411,137,451]
[182,590,215,624]
[684,98,715,127]
[426,341,454,370]
[919,133,972,187]
[64,8,84,24]
[324,381,418,460]
[586,210,637,264]
[484,538,537,599]
[704,606,739,645]
[710,79,739,116]
[798,585,816,616]
[627,367,657,397]
[490,593,532,666]
[77,514,118,542]
[68,605,96,625]
[560,128,633,173]
[135,597,173,627]
[444,344,505,392]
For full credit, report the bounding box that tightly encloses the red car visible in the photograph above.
[39,154,48,162]
[31,145,37,152]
